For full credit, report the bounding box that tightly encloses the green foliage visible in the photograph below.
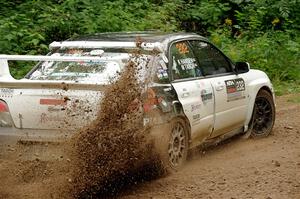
[234,0,300,35]
[0,0,299,88]
[179,0,231,33]
[211,30,300,82]
[0,0,182,78]
[273,80,300,96]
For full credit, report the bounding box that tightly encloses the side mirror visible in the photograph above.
[235,62,250,74]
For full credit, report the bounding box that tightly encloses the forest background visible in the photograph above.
[0,0,299,95]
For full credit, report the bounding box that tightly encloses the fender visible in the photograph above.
[243,69,275,132]
[144,85,191,142]
[171,100,192,142]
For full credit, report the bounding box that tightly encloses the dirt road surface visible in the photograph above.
[121,94,300,199]
[0,93,299,199]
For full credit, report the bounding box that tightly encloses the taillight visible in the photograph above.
[0,101,8,112]
[0,100,13,127]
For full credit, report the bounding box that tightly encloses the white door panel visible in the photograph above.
[172,79,214,144]
[169,40,214,146]
[210,75,248,137]
[214,105,247,131]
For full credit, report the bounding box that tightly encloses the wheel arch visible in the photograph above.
[244,83,275,132]
[260,86,273,96]
[171,101,192,143]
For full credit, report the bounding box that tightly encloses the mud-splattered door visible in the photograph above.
[170,40,214,145]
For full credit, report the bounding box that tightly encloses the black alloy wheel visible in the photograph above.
[251,90,275,138]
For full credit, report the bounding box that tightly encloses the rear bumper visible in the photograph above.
[0,127,73,144]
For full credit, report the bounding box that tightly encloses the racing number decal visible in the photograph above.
[175,42,189,54]
[225,78,245,93]
[225,78,246,101]
[236,79,245,92]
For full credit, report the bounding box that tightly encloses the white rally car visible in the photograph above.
[0,32,275,170]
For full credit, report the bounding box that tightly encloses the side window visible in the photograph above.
[190,41,232,76]
[170,41,202,80]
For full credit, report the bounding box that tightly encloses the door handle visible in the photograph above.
[215,85,224,91]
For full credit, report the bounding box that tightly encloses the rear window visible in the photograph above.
[28,48,144,83]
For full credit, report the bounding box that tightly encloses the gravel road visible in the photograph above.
[0,93,299,199]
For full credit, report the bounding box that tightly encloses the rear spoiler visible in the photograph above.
[0,54,123,80]
[0,55,116,90]
[0,59,12,80]
[49,41,164,52]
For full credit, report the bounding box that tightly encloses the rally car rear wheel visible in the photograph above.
[250,90,275,138]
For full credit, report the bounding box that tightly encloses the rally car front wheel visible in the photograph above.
[250,89,275,138]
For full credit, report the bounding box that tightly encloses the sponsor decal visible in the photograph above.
[193,114,200,120]
[225,78,245,93]
[48,107,63,112]
[225,78,246,101]
[0,88,14,95]
[159,59,168,70]
[191,104,201,112]
[192,114,201,125]
[156,68,168,80]
[143,117,161,126]
[178,58,197,70]
[40,113,62,124]
[201,89,213,102]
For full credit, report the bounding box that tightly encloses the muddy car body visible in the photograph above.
[0,32,275,170]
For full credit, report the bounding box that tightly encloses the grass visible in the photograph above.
[287,95,300,103]
[273,81,300,96]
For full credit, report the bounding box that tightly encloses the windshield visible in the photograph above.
[28,48,143,83]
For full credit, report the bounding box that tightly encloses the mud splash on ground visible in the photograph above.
[0,142,71,199]
[66,52,162,198]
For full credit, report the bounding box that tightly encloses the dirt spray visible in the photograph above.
[68,51,162,198]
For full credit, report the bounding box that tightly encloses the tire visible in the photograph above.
[250,89,275,138]
[155,118,189,173]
